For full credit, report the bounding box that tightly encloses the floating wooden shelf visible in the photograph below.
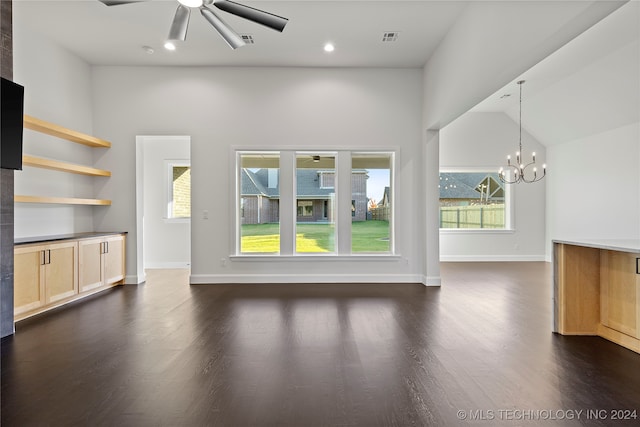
[23,115,111,148]
[15,195,112,206]
[22,155,111,177]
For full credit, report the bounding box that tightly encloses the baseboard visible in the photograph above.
[145,262,191,269]
[423,276,441,287]
[125,274,146,285]
[190,273,424,284]
[440,255,546,262]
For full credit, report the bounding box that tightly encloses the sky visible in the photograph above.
[366,169,390,202]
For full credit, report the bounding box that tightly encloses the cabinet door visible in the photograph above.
[14,246,46,315]
[601,250,640,338]
[103,235,125,285]
[79,238,104,293]
[45,241,78,303]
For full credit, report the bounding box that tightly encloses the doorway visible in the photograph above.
[135,136,191,282]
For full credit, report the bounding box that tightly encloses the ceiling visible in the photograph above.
[13,0,468,67]
[13,0,639,146]
[471,0,639,146]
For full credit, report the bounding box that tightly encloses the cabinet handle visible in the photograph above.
[105,241,109,253]
[40,250,46,266]
[636,258,640,275]
[47,249,51,265]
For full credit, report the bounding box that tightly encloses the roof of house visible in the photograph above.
[242,168,366,198]
[439,172,504,200]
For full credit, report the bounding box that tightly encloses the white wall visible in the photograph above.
[440,112,546,261]
[140,136,191,269]
[542,1,640,259]
[13,14,96,238]
[90,67,424,284]
[546,123,640,255]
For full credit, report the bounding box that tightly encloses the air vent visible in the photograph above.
[382,32,399,42]
[241,34,255,44]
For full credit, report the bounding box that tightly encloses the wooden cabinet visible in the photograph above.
[600,250,640,338]
[554,242,640,354]
[14,233,125,321]
[79,235,125,293]
[14,241,78,318]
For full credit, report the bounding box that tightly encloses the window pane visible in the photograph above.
[352,153,391,253]
[171,166,191,218]
[239,153,280,253]
[296,153,336,253]
[439,172,506,229]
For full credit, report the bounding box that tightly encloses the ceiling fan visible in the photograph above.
[98,0,289,49]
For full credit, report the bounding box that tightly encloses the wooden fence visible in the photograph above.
[440,204,505,229]
[370,206,390,221]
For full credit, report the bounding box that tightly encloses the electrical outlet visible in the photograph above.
[203,210,209,220]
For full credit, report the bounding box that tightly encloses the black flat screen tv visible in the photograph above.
[1,77,24,170]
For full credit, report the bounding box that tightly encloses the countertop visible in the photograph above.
[553,238,640,253]
[15,231,127,245]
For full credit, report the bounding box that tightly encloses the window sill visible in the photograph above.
[230,254,402,262]
[440,228,515,235]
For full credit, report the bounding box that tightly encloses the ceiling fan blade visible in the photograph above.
[98,0,148,6]
[213,0,288,32]
[168,5,191,42]
[200,6,246,50]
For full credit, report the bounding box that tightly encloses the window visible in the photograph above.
[352,153,392,253]
[239,152,280,253]
[296,152,336,253]
[297,201,313,216]
[168,163,191,219]
[235,150,396,256]
[439,171,510,229]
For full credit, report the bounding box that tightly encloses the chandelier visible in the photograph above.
[499,80,546,184]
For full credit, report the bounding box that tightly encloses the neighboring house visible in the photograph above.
[380,186,391,207]
[241,168,368,224]
[439,172,504,206]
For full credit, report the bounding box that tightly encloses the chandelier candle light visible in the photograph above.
[499,80,546,184]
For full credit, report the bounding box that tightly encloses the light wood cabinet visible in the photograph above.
[79,234,125,293]
[15,233,125,321]
[554,242,640,354]
[600,250,640,338]
[14,241,78,318]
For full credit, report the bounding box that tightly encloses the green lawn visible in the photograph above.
[241,221,390,253]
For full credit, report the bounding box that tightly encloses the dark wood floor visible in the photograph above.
[2,263,640,426]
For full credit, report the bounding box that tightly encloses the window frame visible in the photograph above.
[438,167,514,233]
[234,149,398,258]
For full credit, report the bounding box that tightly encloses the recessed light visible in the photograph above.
[142,45,155,55]
[324,42,335,53]
[164,41,177,51]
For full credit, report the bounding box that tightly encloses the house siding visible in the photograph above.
[242,169,368,225]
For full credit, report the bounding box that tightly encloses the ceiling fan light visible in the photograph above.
[178,0,203,7]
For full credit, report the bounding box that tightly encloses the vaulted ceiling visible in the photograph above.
[13,0,639,145]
